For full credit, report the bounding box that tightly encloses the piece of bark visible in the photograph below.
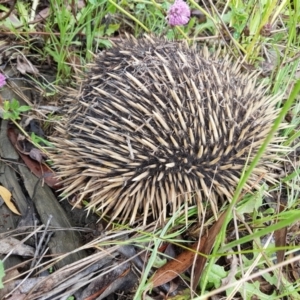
[0,96,31,223]
[0,120,19,160]
[0,120,28,215]
[0,119,27,269]
[18,165,86,268]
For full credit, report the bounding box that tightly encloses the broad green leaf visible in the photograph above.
[17,105,31,112]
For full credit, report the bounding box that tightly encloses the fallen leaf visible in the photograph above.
[275,202,287,265]
[0,185,21,215]
[33,0,85,23]
[7,128,62,189]
[0,269,19,299]
[0,237,34,256]
[149,212,227,291]
[29,148,47,163]
[192,212,227,290]
[16,55,39,75]
[0,12,22,27]
[33,7,50,23]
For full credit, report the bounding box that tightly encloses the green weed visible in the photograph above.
[2,99,31,120]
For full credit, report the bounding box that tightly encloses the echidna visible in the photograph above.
[51,36,284,225]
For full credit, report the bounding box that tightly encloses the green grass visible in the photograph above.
[0,0,299,299]
[0,260,4,289]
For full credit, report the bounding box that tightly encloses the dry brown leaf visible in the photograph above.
[275,203,287,265]
[33,0,86,23]
[192,212,227,289]
[149,212,227,291]
[0,269,20,299]
[0,185,21,215]
[16,55,39,75]
[33,7,50,23]
[0,237,34,256]
[150,243,198,289]
[0,12,22,27]
[29,148,47,163]
[7,128,62,189]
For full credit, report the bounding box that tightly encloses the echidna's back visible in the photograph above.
[52,36,282,224]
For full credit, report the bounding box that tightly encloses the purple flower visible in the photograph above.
[167,0,191,26]
[0,73,6,88]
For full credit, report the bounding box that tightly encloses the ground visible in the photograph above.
[0,1,300,299]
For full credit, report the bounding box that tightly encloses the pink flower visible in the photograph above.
[0,73,6,88]
[167,0,191,26]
